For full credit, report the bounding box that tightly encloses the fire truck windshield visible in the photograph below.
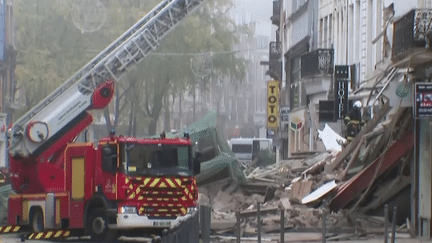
[124,144,193,176]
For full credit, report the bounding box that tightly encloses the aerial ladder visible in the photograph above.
[0,0,205,240]
[8,0,205,159]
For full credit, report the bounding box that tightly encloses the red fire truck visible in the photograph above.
[2,0,204,240]
[8,121,200,241]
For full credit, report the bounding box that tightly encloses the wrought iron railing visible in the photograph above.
[392,9,432,59]
[300,49,334,78]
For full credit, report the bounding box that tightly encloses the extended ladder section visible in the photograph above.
[9,0,205,158]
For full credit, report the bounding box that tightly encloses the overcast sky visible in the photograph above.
[231,0,273,37]
[229,0,417,39]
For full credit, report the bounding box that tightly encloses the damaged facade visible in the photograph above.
[257,0,432,239]
[191,0,432,241]
[197,0,432,239]
[196,0,432,240]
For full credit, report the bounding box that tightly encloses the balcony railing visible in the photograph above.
[300,49,334,78]
[392,9,432,59]
[271,0,280,26]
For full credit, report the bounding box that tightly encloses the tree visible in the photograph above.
[13,0,158,118]
[118,0,251,135]
[13,0,252,137]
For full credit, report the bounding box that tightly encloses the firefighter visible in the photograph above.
[344,101,364,142]
[0,168,6,185]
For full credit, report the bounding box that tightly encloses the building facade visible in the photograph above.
[278,0,432,237]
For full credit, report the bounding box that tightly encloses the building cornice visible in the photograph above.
[284,36,310,59]
[287,0,309,22]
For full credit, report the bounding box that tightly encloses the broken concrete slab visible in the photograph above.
[280,197,292,210]
[211,218,237,231]
[301,180,337,205]
[303,151,332,167]
[290,179,314,203]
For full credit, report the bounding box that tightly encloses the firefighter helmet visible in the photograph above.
[353,101,362,108]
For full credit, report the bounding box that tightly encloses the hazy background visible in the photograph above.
[232,0,272,37]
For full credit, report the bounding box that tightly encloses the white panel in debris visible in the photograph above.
[318,124,346,153]
[302,180,337,205]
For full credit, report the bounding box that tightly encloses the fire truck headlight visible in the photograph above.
[120,206,137,214]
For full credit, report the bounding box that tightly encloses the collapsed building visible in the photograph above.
[195,101,414,241]
[192,8,432,240]
[178,103,411,241]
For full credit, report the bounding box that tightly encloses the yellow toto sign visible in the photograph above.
[267,80,279,128]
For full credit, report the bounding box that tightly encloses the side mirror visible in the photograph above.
[193,152,201,175]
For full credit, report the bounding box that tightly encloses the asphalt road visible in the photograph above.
[3,232,432,243]
[0,233,154,243]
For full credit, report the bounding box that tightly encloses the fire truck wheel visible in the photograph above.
[87,208,117,242]
[30,208,44,232]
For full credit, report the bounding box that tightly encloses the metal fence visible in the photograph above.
[156,205,211,243]
[159,209,200,243]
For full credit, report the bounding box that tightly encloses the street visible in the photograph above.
[3,232,432,243]
[0,233,155,243]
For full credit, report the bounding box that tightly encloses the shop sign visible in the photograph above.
[289,109,305,131]
[334,66,349,119]
[290,82,300,110]
[267,80,279,129]
[415,83,432,118]
[290,119,303,131]
[319,100,336,122]
[280,107,289,122]
[334,80,348,119]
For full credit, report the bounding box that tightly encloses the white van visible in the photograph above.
[228,138,273,167]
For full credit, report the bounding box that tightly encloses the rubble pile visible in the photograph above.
[199,103,415,240]
[199,159,354,237]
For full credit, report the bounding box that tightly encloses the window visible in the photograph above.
[291,56,301,83]
[232,144,252,153]
[125,144,192,176]
[319,18,324,47]
[323,17,328,48]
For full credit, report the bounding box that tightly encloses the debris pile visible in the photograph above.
[199,102,415,240]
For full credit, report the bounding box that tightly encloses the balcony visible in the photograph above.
[300,49,334,78]
[392,9,432,63]
[268,42,282,80]
[270,0,280,26]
